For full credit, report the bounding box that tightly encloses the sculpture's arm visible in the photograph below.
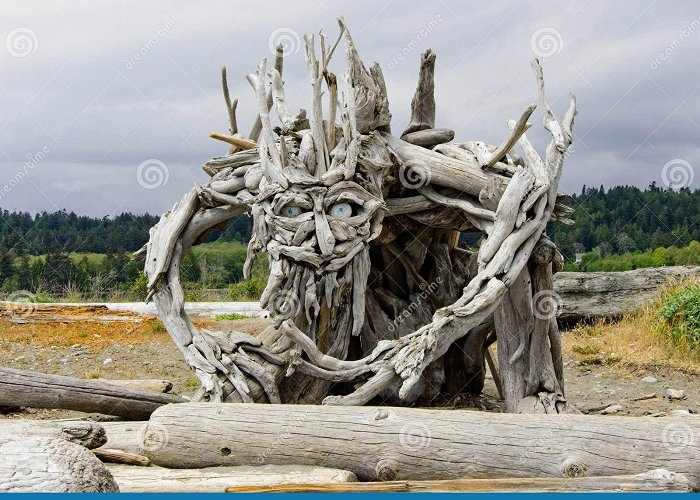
[282,59,577,406]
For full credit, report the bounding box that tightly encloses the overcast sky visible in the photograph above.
[1,0,699,216]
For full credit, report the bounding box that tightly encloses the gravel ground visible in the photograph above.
[0,317,697,420]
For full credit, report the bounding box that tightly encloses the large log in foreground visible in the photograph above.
[227,469,692,493]
[146,403,700,487]
[0,433,119,492]
[0,367,185,420]
[555,266,699,323]
[107,464,357,492]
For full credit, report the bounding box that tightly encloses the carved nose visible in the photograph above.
[314,210,335,256]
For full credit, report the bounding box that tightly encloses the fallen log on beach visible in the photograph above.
[99,378,174,393]
[107,464,357,492]
[145,403,700,487]
[554,265,699,323]
[0,367,185,419]
[226,469,692,493]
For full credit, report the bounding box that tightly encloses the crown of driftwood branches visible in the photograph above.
[138,17,577,413]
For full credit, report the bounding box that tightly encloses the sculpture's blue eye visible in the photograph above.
[283,205,303,218]
[328,202,352,218]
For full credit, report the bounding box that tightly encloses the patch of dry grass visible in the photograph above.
[0,305,216,348]
[563,278,700,374]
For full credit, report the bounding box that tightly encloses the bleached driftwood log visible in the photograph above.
[2,420,106,449]
[98,379,174,393]
[555,266,700,323]
[93,448,151,466]
[96,421,149,455]
[0,367,184,419]
[140,18,577,412]
[0,433,119,492]
[107,464,357,492]
[227,469,692,493]
[146,403,700,487]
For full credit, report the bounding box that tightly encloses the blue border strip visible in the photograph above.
[2,494,696,498]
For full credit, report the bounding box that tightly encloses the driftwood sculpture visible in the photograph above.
[139,18,577,413]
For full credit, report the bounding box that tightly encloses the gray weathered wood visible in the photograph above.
[99,379,173,393]
[555,266,700,322]
[227,469,692,492]
[2,419,106,449]
[93,448,151,466]
[0,433,119,492]
[0,367,184,420]
[107,464,357,492]
[146,403,700,487]
[96,421,148,455]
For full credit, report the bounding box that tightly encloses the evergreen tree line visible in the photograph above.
[0,184,697,299]
[550,183,699,262]
[0,209,253,255]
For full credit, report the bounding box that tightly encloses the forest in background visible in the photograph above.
[0,184,698,301]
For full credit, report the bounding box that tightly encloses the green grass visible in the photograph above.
[148,321,167,333]
[659,283,700,354]
[188,240,248,258]
[214,312,247,321]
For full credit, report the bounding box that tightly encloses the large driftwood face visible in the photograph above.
[141,17,577,411]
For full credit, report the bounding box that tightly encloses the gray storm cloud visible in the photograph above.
[0,0,698,216]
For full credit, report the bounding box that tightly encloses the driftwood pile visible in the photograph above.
[138,17,577,414]
[2,402,698,492]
